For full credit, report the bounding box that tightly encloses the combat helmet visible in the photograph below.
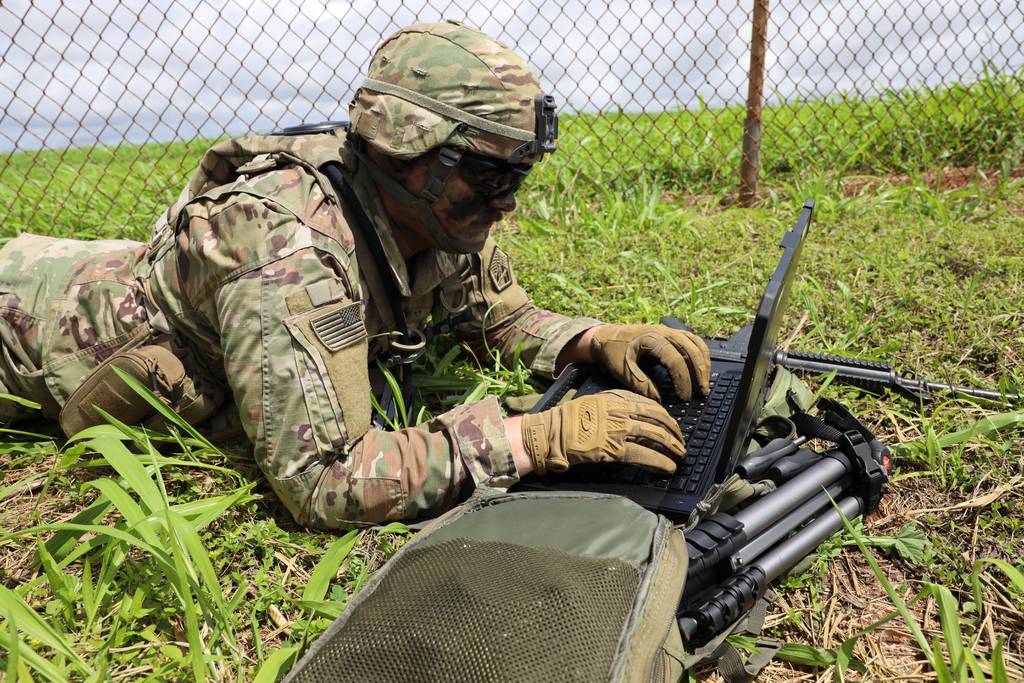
[349,20,557,253]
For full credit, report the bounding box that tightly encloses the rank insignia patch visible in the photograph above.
[488,246,513,292]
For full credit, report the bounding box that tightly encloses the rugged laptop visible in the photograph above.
[513,200,814,517]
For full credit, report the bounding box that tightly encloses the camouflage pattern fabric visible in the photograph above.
[350,20,547,162]
[0,131,599,529]
[0,234,150,421]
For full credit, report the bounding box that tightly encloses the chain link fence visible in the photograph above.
[1,0,1022,231]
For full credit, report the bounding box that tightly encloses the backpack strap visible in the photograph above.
[320,161,425,429]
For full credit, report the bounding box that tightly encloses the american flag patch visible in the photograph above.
[311,302,365,351]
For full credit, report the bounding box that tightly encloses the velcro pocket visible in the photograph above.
[284,300,371,452]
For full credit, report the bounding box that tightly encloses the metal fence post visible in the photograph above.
[739,0,770,207]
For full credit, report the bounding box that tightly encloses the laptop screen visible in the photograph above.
[715,199,814,476]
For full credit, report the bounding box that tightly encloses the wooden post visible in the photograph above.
[739,0,770,207]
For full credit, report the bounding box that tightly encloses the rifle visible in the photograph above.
[773,349,1021,405]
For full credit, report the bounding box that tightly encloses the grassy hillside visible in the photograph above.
[1,77,1023,680]
[2,69,1022,236]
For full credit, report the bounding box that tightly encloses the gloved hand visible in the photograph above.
[520,389,686,475]
[588,324,711,401]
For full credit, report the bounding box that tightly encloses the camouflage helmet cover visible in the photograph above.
[349,21,554,162]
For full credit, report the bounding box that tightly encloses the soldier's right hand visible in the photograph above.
[519,389,686,475]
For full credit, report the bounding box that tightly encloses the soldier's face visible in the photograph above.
[398,150,531,248]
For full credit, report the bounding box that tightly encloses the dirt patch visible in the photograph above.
[842,165,1024,197]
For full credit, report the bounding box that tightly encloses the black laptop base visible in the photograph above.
[513,353,745,519]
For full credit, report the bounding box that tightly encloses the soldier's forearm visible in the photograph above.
[554,325,599,374]
[503,414,535,476]
[468,305,601,379]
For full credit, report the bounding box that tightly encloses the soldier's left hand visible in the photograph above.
[588,324,711,401]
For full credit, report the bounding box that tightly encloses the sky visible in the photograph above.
[0,0,1021,152]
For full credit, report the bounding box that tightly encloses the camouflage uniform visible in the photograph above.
[0,119,598,531]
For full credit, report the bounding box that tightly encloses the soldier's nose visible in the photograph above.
[488,192,516,212]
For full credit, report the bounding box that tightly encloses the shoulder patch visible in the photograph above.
[488,246,513,292]
[311,302,366,351]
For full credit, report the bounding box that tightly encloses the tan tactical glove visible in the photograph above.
[589,324,711,401]
[521,389,686,475]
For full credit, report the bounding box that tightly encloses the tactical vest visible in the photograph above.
[63,132,366,437]
[63,131,466,438]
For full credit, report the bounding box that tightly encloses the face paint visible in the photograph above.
[431,154,530,243]
[358,145,533,254]
[428,151,532,241]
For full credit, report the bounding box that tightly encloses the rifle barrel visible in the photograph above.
[774,350,1020,405]
[900,377,1019,403]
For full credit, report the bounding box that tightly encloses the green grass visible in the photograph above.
[2,69,1022,235]
[1,74,1024,680]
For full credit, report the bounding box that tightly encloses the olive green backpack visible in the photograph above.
[283,489,689,683]
[283,369,817,683]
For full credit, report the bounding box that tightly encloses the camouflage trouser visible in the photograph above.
[0,233,151,424]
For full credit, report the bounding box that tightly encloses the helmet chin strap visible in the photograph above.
[354,146,489,254]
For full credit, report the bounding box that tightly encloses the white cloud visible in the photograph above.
[0,0,1021,150]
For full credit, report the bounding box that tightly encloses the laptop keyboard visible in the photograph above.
[631,370,743,493]
[554,369,744,495]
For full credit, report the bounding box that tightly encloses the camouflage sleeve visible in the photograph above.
[452,238,602,378]
[214,238,516,530]
[308,396,516,529]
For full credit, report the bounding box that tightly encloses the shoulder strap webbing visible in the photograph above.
[321,161,411,343]
[320,161,417,428]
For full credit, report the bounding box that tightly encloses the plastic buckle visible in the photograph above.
[421,147,463,202]
[389,329,427,364]
[835,428,864,458]
[438,146,462,168]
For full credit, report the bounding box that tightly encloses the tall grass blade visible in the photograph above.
[82,435,163,512]
[74,453,237,475]
[0,614,68,682]
[252,645,299,683]
[293,599,345,620]
[0,586,92,675]
[832,500,936,668]
[165,509,239,651]
[110,366,217,450]
[2,523,172,574]
[935,409,1024,449]
[833,609,900,680]
[178,484,256,530]
[41,499,113,562]
[303,529,359,604]
[369,390,400,431]
[0,473,45,501]
[82,478,160,545]
[163,512,209,682]
[992,637,1008,683]
[4,610,18,683]
[930,637,955,683]
[460,379,488,406]
[65,423,139,443]
[0,393,42,410]
[969,558,1024,617]
[380,364,410,429]
[928,583,968,680]
[24,487,252,598]
[34,536,76,615]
